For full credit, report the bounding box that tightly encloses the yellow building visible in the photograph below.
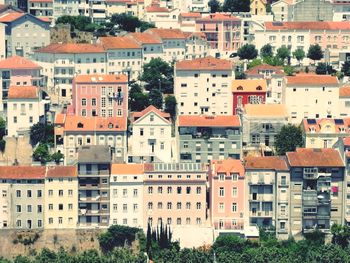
[45,166,78,229]
[250,0,267,15]
[302,118,350,149]
[105,0,145,19]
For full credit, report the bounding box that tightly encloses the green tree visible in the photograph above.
[111,13,141,32]
[0,117,6,139]
[293,48,305,65]
[140,21,155,32]
[275,124,303,155]
[56,15,97,32]
[208,0,221,12]
[223,0,250,12]
[247,58,262,69]
[276,46,291,64]
[51,152,64,164]
[30,123,54,146]
[33,143,51,164]
[149,89,163,109]
[237,44,258,61]
[0,140,5,153]
[315,62,335,75]
[331,224,350,248]
[164,95,177,119]
[341,61,350,77]
[307,44,323,63]
[283,65,294,76]
[260,44,273,59]
[129,83,150,111]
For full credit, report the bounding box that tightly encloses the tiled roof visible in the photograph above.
[111,163,144,174]
[99,36,141,49]
[0,12,24,22]
[286,148,344,167]
[74,74,128,83]
[8,86,38,99]
[46,166,77,178]
[36,43,105,54]
[55,113,65,124]
[286,74,339,86]
[211,159,244,176]
[244,104,288,117]
[244,156,289,171]
[180,12,201,18]
[340,86,350,97]
[132,105,171,122]
[145,5,169,12]
[197,13,240,22]
[178,115,241,127]
[245,63,284,76]
[265,21,350,31]
[232,79,267,92]
[302,118,350,133]
[127,32,162,44]
[145,28,186,39]
[0,166,46,179]
[176,56,233,71]
[344,137,350,147]
[0,56,41,70]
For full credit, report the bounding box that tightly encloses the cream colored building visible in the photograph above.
[271,0,292,21]
[0,23,5,60]
[340,86,350,117]
[106,0,144,19]
[45,166,78,229]
[0,181,10,228]
[251,0,267,15]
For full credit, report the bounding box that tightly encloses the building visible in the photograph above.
[105,0,144,19]
[0,56,43,113]
[143,162,207,229]
[77,145,111,228]
[287,148,345,235]
[242,104,289,152]
[178,115,242,163]
[339,86,350,117]
[245,64,285,104]
[0,23,5,59]
[28,0,53,20]
[45,166,78,229]
[174,57,234,116]
[0,11,50,58]
[250,0,267,15]
[283,74,340,123]
[144,4,180,29]
[209,159,245,234]
[301,118,350,148]
[129,105,173,163]
[290,0,333,22]
[52,0,80,20]
[184,32,210,60]
[7,86,49,137]
[244,156,290,239]
[54,114,127,164]
[71,74,128,118]
[110,163,144,228]
[271,0,292,21]
[232,79,267,115]
[332,0,350,21]
[179,12,202,32]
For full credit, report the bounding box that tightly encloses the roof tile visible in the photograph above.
[178,115,240,127]
[36,43,105,54]
[286,148,344,167]
[46,166,77,178]
[99,36,141,49]
[8,86,38,99]
[232,79,267,92]
[0,166,46,179]
[265,21,350,31]
[176,56,233,71]
[286,74,339,86]
[0,56,41,70]
[245,156,289,170]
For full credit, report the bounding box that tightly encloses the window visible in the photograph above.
[186,187,191,194]
[232,187,237,197]
[148,187,153,194]
[196,187,201,194]
[37,205,42,213]
[167,202,172,209]
[49,204,53,210]
[68,204,73,210]
[167,187,172,194]
[58,204,63,210]
[68,190,73,196]
[140,128,144,136]
[49,218,53,224]
[158,187,163,194]
[219,187,224,197]
[196,202,201,209]
[27,190,32,197]
[177,187,182,194]
[148,202,153,210]
[16,205,21,213]
[219,173,225,181]
[186,202,191,209]
[123,204,127,212]
[177,202,182,209]
[59,190,63,196]
[81,98,86,106]
[133,189,138,197]
[232,203,237,212]
[16,190,21,197]
[27,205,32,212]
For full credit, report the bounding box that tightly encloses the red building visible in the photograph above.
[231,79,267,114]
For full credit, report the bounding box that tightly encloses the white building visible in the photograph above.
[7,86,48,137]
[110,164,144,228]
[144,5,180,29]
[129,105,173,163]
[340,86,350,117]
[0,23,5,60]
[271,0,292,22]
[174,56,234,115]
[0,179,10,228]
[52,0,80,20]
[333,0,350,21]
[283,74,340,124]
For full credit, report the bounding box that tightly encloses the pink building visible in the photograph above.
[196,13,241,56]
[209,159,245,233]
[71,74,128,117]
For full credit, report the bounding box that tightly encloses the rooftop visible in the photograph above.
[145,5,169,12]
[340,86,350,97]
[78,145,111,163]
[211,159,244,176]
[0,56,41,70]
[178,115,240,127]
[145,28,186,39]
[286,148,344,167]
[0,12,24,22]
[244,104,288,118]
[74,74,128,83]
[245,64,284,76]
[302,118,350,133]
[265,21,350,31]
[127,32,162,44]
[99,36,141,49]
[344,137,350,147]
[180,12,201,18]
[46,166,77,178]
[245,156,289,171]
[36,43,105,54]
[132,105,171,122]
[286,74,339,86]
[111,163,144,174]
[176,56,233,71]
[8,86,38,99]
[197,13,240,22]
[232,79,267,92]
[0,166,46,179]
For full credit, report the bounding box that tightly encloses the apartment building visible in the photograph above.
[0,23,5,60]
[144,4,180,29]
[129,105,173,163]
[301,118,350,149]
[179,12,202,32]
[71,74,128,118]
[110,164,144,228]
[174,57,234,116]
[45,166,78,229]
[52,0,80,20]
[54,114,127,164]
[290,0,333,22]
[339,86,350,117]
[250,0,266,15]
[28,0,53,20]
[283,74,340,124]
[209,159,245,234]
[77,145,111,228]
[143,162,207,229]
[287,148,345,235]
[244,156,290,239]
[178,115,242,163]
[271,0,292,22]
[232,79,267,115]
[245,64,285,104]
[105,0,144,18]
[184,32,210,60]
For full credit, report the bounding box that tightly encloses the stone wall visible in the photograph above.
[50,24,95,44]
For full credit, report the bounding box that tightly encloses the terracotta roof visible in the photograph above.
[0,166,46,179]
[46,166,77,178]
[244,104,288,117]
[197,13,240,22]
[286,74,339,86]
[99,36,141,49]
[0,56,41,70]
[8,86,38,99]
[183,31,206,40]
[178,115,241,127]
[145,5,169,12]
[176,56,233,71]
[74,74,128,83]
[127,32,162,44]
[211,159,244,176]
[132,105,170,122]
[265,21,350,31]
[111,163,144,174]
[344,137,350,147]
[245,156,289,171]
[245,64,284,76]
[232,79,267,92]
[180,12,201,18]
[57,115,127,132]
[286,148,344,167]
[38,17,51,23]
[0,12,24,22]
[36,43,105,54]
[55,113,65,124]
[302,118,350,134]
[340,86,350,97]
[146,28,186,39]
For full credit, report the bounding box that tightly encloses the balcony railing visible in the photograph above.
[249,211,273,217]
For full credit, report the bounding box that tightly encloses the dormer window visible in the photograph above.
[237,86,243,90]
[256,86,262,90]
[108,123,113,129]
[77,122,84,128]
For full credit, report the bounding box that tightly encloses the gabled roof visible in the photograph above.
[245,156,289,171]
[99,36,141,49]
[286,148,344,167]
[111,163,144,174]
[180,12,201,18]
[302,118,350,134]
[232,79,267,92]
[343,137,350,147]
[8,86,38,99]
[197,13,240,22]
[286,74,339,86]
[74,74,128,83]
[211,159,244,176]
[0,166,46,179]
[340,86,350,98]
[178,115,240,127]
[127,32,162,44]
[245,63,284,76]
[132,105,171,123]
[0,12,24,22]
[145,28,186,39]
[176,56,233,71]
[0,56,41,70]
[46,166,77,178]
[244,104,288,118]
[265,21,350,31]
[36,43,105,54]
[145,5,169,12]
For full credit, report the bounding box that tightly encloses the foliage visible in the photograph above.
[315,63,336,75]
[223,0,250,12]
[164,95,177,119]
[0,117,5,139]
[0,139,5,153]
[129,82,150,112]
[276,46,291,63]
[293,48,305,64]
[304,229,325,246]
[307,44,323,62]
[56,16,98,32]
[283,65,295,76]
[331,224,350,248]
[275,124,303,155]
[235,69,246,79]
[260,44,273,59]
[208,0,222,13]
[341,61,350,77]
[149,89,163,109]
[237,44,258,61]
[51,152,64,164]
[247,59,262,69]
[263,56,284,66]
[33,143,51,164]
[30,123,54,146]
[111,13,154,32]
[140,58,174,93]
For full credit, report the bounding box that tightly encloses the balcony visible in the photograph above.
[249,211,273,217]
[302,190,317,206]
[79,209,110,216]
[78,170,110,176]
